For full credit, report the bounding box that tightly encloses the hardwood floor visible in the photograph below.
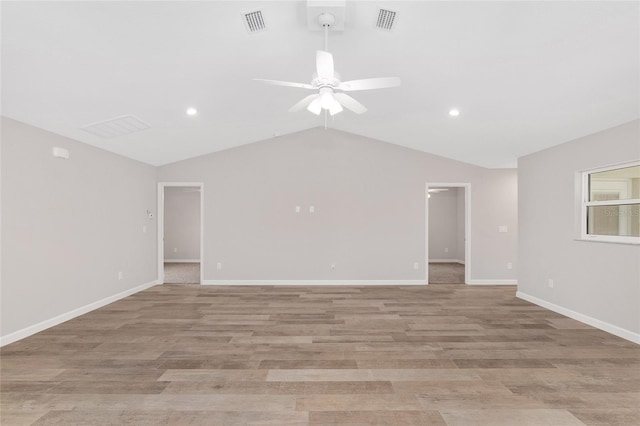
[164,262,200,284]
[1,284,638,425]
[428,263,465,284]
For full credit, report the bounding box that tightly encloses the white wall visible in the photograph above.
[518,119,640,342]
[158,128,518,283]
[1,117,158,343]
[428,188,463,262]
[163,188,201,261]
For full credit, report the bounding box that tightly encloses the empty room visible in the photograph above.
[1,1,639,425]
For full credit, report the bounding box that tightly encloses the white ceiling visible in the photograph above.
[2,1,638,168]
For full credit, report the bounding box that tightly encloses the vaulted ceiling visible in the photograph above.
[2,1,638,168]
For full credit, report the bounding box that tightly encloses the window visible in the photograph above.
[581,161,640,244]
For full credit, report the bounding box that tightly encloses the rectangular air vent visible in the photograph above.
[243,10,266,33]
[376,9,397,31]
[81,115,151,139]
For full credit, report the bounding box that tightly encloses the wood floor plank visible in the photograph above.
[308,410,447,426]
[0,411,48,426]
[439,409,586,425]
[296,394,422,411]
[1,284,638,425]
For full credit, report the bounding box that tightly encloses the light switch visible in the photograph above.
[309,206,315,213]
[295,205,301,213]
[498,226,508,233]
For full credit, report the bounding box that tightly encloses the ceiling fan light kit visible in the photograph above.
[254,7,401,119]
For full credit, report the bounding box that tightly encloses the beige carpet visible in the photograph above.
[164,262,200,284]
[429,262,465,284]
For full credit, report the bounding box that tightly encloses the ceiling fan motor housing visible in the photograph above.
[311,71,341,88]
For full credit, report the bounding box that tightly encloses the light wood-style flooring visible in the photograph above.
[429,263,465,284]
[164,262,200,284]
[1,284,639,425]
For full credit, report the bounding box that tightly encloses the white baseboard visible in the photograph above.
[467,279,517,285]
[517,291,640,345]
[0,279,159,347]
[164,259,200,263]
[201,280,427,286]
[429,259,465,264]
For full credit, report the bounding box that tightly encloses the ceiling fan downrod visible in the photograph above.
[318,13,335,52]
[318,13,335,128]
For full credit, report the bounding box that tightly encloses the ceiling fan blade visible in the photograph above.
[253,79,314,89]
[307,96,322,115]
[289,94,318,112]
[338,77,401,91]
[333,93,367,114]
[329,101,343,116]
[316,50,334,80]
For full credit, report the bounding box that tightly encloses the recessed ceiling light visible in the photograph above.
[449,108,460,117]
[186,108,198,116]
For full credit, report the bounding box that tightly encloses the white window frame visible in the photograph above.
[580,160,640,245]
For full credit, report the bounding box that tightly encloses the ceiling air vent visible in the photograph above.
[81,115,151,139]
[376,9,397,31]
[243,10,266,34]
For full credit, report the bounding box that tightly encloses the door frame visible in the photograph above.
[157,182,204,284]
[425,182,471,284]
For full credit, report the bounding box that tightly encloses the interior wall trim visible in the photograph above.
[517,291,640,345]
[467,279,517,285]
[0,280,159,347]
[201,280,427,286]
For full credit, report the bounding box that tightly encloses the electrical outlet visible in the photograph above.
[173,248,178,253]
[413,262,419,270]
[547,278,554,289]
[507,262,513,270]
[309,205,315,213]
[330,263,336,270]
[217,262,222,270]
[444,248,449,253]
[118,271,123,280]
[295,205,301,213]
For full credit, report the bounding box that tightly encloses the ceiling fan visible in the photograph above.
[254,13,401,116]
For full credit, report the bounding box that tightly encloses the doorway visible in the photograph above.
[158,183,204,284]
[425,183,470,284]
